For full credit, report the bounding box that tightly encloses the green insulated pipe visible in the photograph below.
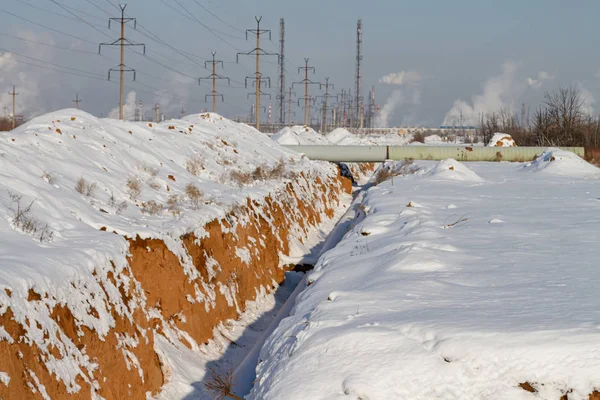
[283,145,586,162]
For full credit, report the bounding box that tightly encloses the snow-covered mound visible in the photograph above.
[271,125,331,145]
[424,134,443,143]
[522,148,600,177]
[250,161,600,400]
[0,109,348,398]
[325,127,412,146]
[421,158,484,182]
[488,132,517,147]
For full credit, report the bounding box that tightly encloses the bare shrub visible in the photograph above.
[185,183,202,209]
[186,155,204,176]
[148,180,161,191]
[411,132,425,143]
[230,170,253,185]
[267,158,286,179]
[167,195,181,216]
[75,177,97,197]
[108,192,128,214]
[140,164,159,177]
[374,159,417,185]
[8,192,54,242]
[141,200,162,215]
[42,171,56,185]
[252,165,268,181]
[127,178,142,200]
[203,368,242,400]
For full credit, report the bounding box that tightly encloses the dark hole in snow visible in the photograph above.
[293,264,314,273]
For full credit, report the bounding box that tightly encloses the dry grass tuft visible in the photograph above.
[126,178,142,200]
[141,200,162,215]
[185,183,202,209]
[167,195,181,216]
[8,192,54,242]
[203,368,242,400]
[186,155,204,176]
[75,177,97,197]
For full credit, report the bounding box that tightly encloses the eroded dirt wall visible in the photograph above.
[0,170,351,399]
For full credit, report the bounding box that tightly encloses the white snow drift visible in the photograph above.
[249,158,600,400]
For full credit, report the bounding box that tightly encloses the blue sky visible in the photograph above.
[1,0,599,126]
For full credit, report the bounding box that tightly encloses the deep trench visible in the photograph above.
[186,168,373,399]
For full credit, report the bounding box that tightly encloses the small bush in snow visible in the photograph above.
[185,183,202,209]
[75,177,97,197]
[411,132,425,143]
[42,171,56,185]
[268,158,286,180]
[108,192,127,214]
[8,192,54,243]
[141,200,162,215]
[230,170,253,185]
[186,155,204,176]
[126,178,142,200]
[167,195,181,216]
[203,368,241,400]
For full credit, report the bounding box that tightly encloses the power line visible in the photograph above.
[0,32,97,55]
[48,0,113,39]
[190,0,244,34]
[99,4,146,120]
[0,7,97,45]
[13,0,104,24]
[0,51,107,81]
[159,0,243,50]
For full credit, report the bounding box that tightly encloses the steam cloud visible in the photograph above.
[379,71,422,86]
[443,62,553,126]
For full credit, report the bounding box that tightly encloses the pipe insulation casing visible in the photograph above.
[283,145,586,162]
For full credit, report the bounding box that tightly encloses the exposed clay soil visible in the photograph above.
[0,171,352,399]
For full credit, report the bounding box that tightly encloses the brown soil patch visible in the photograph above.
[0,170,347,399]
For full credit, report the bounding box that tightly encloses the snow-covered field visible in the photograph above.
[0,109,349,398]
[249,150,600,400]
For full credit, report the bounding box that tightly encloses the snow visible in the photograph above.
[0,372,9,387]
[325,127,411,146]
[249,157,600,400]
[0,109,339,394]
[270,126,331,145]
[521,148,600,177]
[488,132,517,147]
[424,134,443,143]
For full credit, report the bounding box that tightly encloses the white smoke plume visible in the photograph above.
[442,61,529,126]
[375,88,421,128]
[379,71,422,86]
[579,84,595,115]
[108,91,138,120]
[527,71,554,89]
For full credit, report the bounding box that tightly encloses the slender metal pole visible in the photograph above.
[212,53,217,113]
[255,18,261,130]
[304,59,309,126]
[119,7,125,120]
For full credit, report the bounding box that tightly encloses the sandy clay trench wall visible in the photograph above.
[0,171,351,399]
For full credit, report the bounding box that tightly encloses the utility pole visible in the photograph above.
[180,108,186,119]
[355,19,363,128]
[99,4,145,120]
[199,51,230,113]
[153,103,160,123]
[293,58,320,127]
[73,93,82,110]
[287,87,296,125]
[317,78,334,133]
[8,85,18,130]
[277,18,286,125]
[340,89,346,128]
[237,17,278,131]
